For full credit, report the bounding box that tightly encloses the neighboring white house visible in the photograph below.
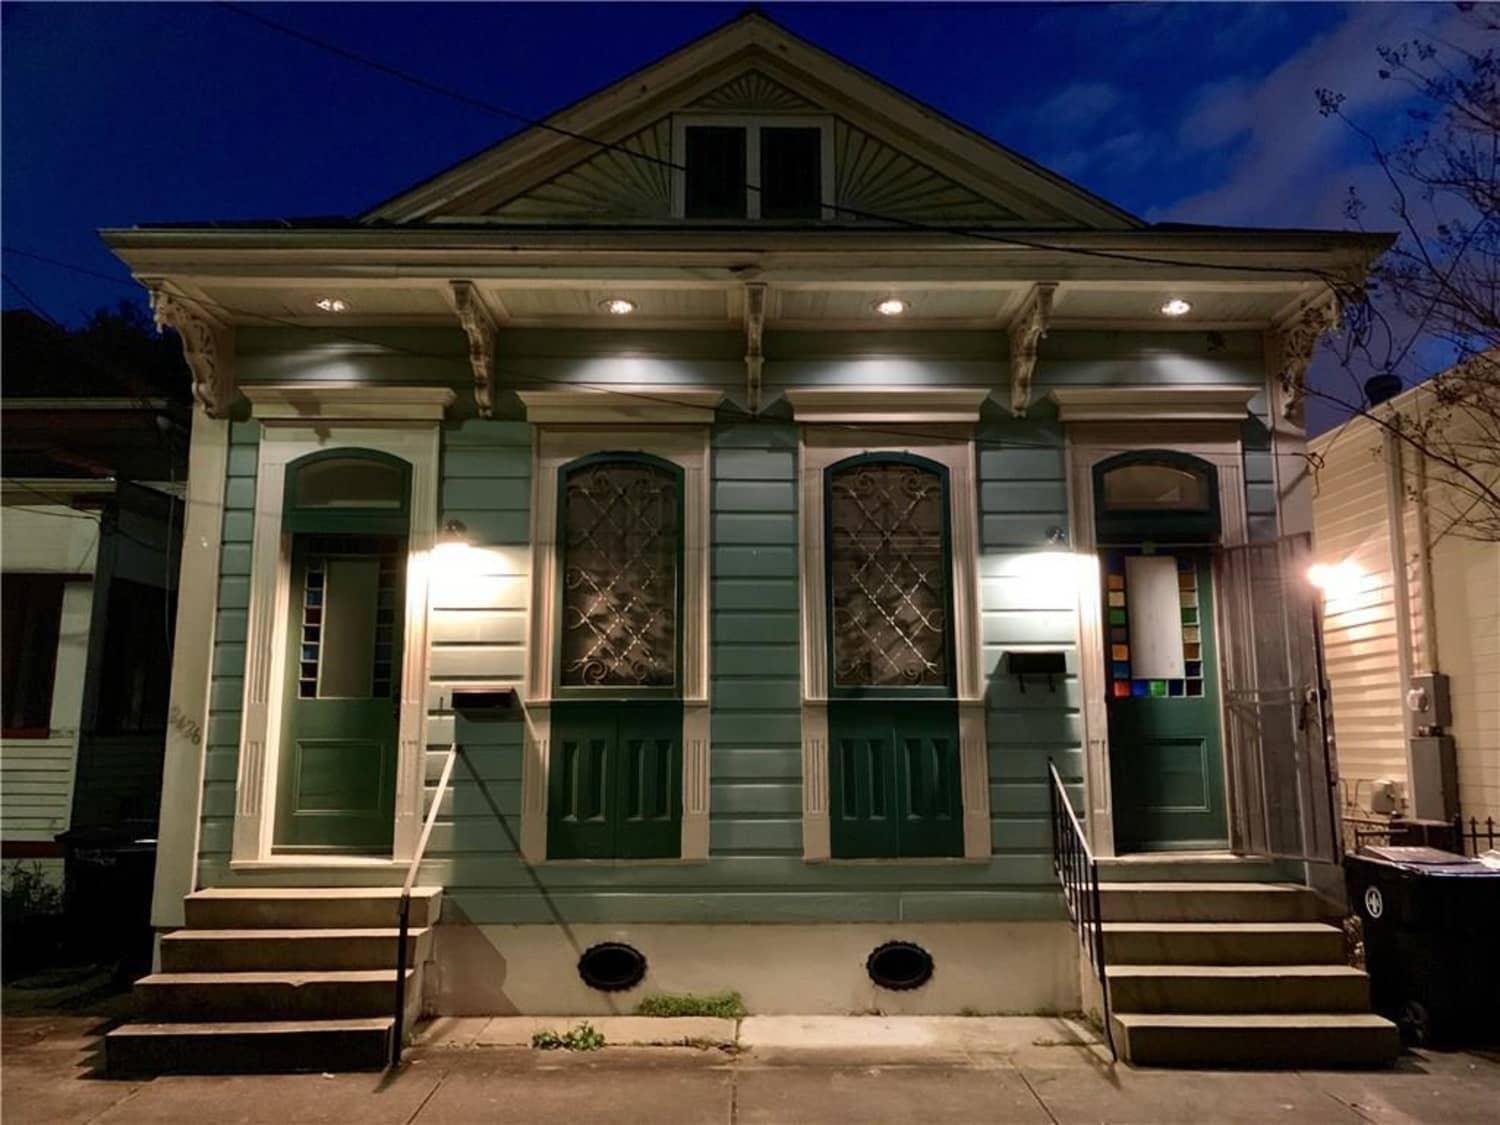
[1,486,102,885]
[1311,379,1500,830]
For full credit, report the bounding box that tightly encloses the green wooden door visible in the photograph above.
[1103,549,1228,851]
[548,700,682,859]
[829,700,962,859]
[275,535,402,852]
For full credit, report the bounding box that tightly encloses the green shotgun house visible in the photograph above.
[103,13,1402,1070]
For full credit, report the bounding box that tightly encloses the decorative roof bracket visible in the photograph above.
[1008,282,1056,417]
[744,282,767,414]
[450,280,497,418]
[1268,287,1341,426]
[149,283,234,418]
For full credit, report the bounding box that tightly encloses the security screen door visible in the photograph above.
[826,454,962,859]
[548,455,683,859]
[274,452,409,853]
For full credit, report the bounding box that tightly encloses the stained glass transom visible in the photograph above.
[829,460,950,688]
[1105,552,1204,700]
[560,460,680,688]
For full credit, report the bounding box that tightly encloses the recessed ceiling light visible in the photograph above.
[600,298,636,316]
[874,298,908,317]
[314,297,348,313]
[1160,298,1192,317]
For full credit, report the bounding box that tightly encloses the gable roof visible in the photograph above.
[362,11,1143,230]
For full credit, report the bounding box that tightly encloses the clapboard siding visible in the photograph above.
[1309,426,1411,800]
[710,421,803,857]
[976,417,1083,861]
[197,421,260,877]
[192,329,1285,923]
[420,419,532,872]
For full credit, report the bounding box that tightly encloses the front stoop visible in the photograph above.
[105,887,442,1076]
[1096,878,1399,1068]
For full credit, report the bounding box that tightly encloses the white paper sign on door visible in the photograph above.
[1124,555,1186,680]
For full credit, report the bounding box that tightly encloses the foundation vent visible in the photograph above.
[866,941,934,991]
[577,942,647,992]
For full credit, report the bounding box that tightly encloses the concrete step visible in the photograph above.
[134,969,415,1021]
[106,1018,393,1075]
[185,887,443,931]
[1102,922,1347,965]
[1107,964,1371,1014]
[1096,858,1287,884]
[1098,882,1325,923]
[1111,1012,1400,1067]
[159,927,430,973]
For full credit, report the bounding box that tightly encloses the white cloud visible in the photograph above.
[1161,3,1462,226]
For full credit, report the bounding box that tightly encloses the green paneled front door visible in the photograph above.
[274,534,402,852]
[1103,549,1228,851]
[548,700,682,859]
[829,699,963,859]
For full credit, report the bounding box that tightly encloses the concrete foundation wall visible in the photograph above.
[426,920,1080,1017]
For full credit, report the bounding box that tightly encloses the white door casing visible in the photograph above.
[519,390,718,864]
[231,386,452,867]
[1055,387,1256,857]
[789,389,992,862]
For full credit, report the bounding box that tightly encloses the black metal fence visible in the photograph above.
[1341,813,1497,857]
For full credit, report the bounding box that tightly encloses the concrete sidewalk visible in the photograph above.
[4,1015,1499,1124]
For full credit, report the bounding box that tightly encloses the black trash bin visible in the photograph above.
[56,826,158,981]
[1346,845,1500,1047]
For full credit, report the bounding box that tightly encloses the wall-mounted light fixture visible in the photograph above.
[874,298,908,317]
[1159,298,1192,317]
[1046,525,1068,547]
[440,518,469,545]
[599,298,637,316]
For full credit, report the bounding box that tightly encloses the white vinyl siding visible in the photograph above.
[1,507,98,867]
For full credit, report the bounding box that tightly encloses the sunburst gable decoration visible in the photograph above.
[490,119,674,219]
[833,121,1020,224]
[689,70,818,113]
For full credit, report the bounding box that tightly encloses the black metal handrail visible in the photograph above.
[390,741,459,1068]
[1047,759,1116,1061]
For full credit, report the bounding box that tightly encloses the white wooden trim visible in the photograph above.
[797,426,990,860]
[243,384,455,421]
[153,408,228,925]
[783,388,992,425]
[516,388,724,425]
[1050,386,1260,423]
[523,425,713,862]
[232,420,441,864]
[1066,424,1249,857]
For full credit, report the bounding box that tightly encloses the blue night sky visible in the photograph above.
[1,2,1469,427]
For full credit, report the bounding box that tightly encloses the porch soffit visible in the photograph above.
[362,14,1138,230]
[241,384,456,422]
[783,387,992,424]
[1049,386,1260,423]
